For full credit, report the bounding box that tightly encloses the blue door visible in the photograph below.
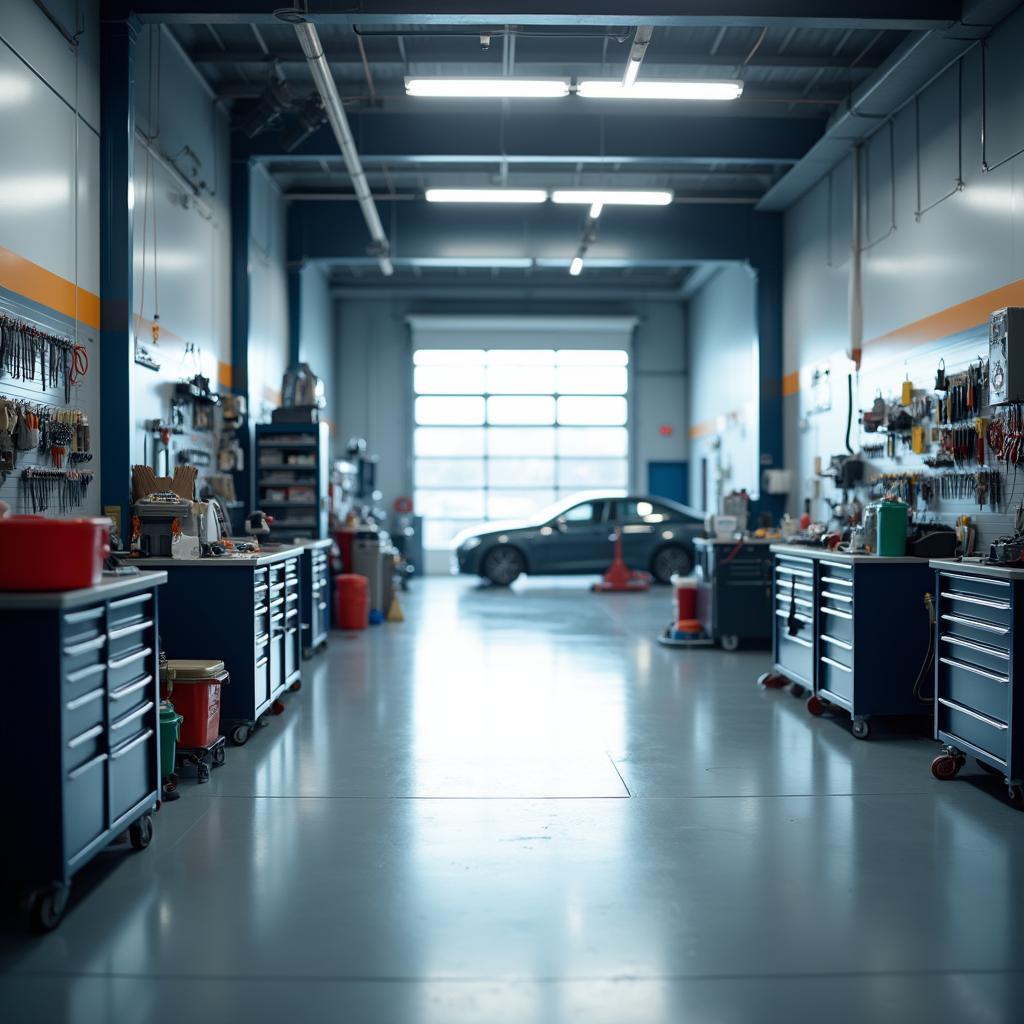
[648,462,688,505]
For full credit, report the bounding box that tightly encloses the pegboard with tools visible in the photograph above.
[0,298,98,518]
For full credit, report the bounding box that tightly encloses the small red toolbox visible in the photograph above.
[160,659,228,749]
[0,516,110,591]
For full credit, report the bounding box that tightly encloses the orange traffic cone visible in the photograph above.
[591,528,651,592]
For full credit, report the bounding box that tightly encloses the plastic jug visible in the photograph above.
[876,499,909,556]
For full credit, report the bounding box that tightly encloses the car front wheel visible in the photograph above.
[651,544,692,584]
[482,545,525,586]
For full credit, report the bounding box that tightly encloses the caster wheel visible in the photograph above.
[271,699,286,715]
[197,763,210,784]
[720,634,740,652]
[757,672,787,690]
[129,814,154,850]
[806,695,826,717]
[931,754,961,780]
[789,683,807,698]
[289,680,302,692]
[1008,785,1024,809]
[213,746,226,767]
[851,718,871,740]
[977,758,1002,776]
[26,881,70,933]
[231,725,250,746]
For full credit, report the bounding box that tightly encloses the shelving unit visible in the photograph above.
[254,423,329,540]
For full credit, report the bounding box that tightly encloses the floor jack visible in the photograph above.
[591,529,651,592]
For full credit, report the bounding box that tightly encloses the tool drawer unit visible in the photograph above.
[695,538,773,650]
[255,422,330,540]
[768,546,934,738]
[0,572,167,929]
[140,548,303,745]
[300,538,332,657]
[929,560,1024,800]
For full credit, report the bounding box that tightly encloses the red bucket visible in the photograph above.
[334,573,369,630]
[0,516,110,591]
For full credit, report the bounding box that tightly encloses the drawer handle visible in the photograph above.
[939,656,1009,684]
[111,674,153,701]
[940,634,1009,660]
[256,656,269,669]
[777,596,812,609]
[66,686,105,712]
[64,606,104,625]
[109,646,152,671]
[271,613,284,624]
[111,728,154,759]
[254,604,268,616]
[109,593,151,610]
[317,601,328,611]
[940,572,1009,589]
[784,634,813,649]
[254,584,269,595]
[820,633,853,651]
[68,723,104,750]
[937,697,1008,730]
[66,662,105,686]
[940,613,1009,636]
[108,618,153,641]
[821,590,853,604]
[269,598,284,610]
[68,751,107,780]
[64,634,106,657]
[286,608,299,619]
[777,568,812,579]
[821,655,851,673]
[111,701,154,731]
[286,593,298,603]
[821,560,852,570]
[822,607,853,621]
[943,591,1010,611]
[820,576,853,588]
[775,610,812,624]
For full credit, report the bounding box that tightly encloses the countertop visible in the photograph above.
[769,543,928,565]
[135,543,305,569]
[695,537,777,547]
[300,538,333,550]
[0,570,167,610]
[930,558,1024,581]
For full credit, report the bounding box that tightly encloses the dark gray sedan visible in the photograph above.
[451,493,705,586]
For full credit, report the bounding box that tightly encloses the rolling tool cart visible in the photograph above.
[160,659,229,783]
[694,538,773,650]
[0,572,166,931]
[928,560,1024,807]
[760,546,934,739]
[300,538,332,657]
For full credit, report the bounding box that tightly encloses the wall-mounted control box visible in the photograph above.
[988,307,1024,405]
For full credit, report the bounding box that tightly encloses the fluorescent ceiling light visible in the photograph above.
[406,77,570,98]
[577,79,743,101]
[407,257,534,269]
[589,201,604,219]
[569,257,584,277]
[426,188,549,204]
[623,59,641,88]
[552,189,673,207]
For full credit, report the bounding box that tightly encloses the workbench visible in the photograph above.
[928,559,1024,806]
[0,571,166,930]
[694,537,773,650]
[138,546,304,745]
[300,538,332,658]
[763,545,934,738]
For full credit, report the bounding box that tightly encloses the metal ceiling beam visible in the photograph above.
[240,110,824,166]
[120,2,959,31]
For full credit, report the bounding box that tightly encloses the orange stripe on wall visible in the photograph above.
[0,246,100,330]
[782,371,800,397]
[218,361,233,389]
[688,419,716,440]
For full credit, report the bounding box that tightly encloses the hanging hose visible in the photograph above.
[912,592,937,704]
[845,373,855,455]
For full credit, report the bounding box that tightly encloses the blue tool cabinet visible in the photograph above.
[300,538,332,658]
[694,537,773,650]
[763,546,934,739]
[0,572,166,931]
[928,560,1024,806]
[140,548,303,745]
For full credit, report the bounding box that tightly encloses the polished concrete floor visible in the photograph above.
[3,577,1024,1022]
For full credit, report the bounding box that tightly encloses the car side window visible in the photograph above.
[619,500,681,524]
[562,501,596,525]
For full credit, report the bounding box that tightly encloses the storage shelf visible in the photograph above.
[257,463,316,472]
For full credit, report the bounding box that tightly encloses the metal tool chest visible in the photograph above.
[763,546,934,739]
[928,560,1023,805]
[694,538,773,650]
[300,538,332,658]
[0,572,167,931]
[141,548,303,745]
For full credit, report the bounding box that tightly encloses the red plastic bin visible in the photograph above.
[334,573,369,630]
[160,661,228,748]
[0,516,110,591]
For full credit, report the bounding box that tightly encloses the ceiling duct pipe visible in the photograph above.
[293,21,394,276]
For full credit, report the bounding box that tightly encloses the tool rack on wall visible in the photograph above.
[0,294,99,518]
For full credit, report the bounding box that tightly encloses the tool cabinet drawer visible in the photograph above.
[109,728,155,825]
[64,753,107,862]
[938,611,1010,652]
[820,588,854,614]
[107,617,153,657]
[938,571,1011,603]
[820,605,853,644]
[939,574,1012,626]
[819,560,854,585]
[109,671,153,722]
[109,699,154,748]
[270,634,284,697]
[819,631,853,669]
[64,685,106,746]
[818,655,853,705]
[63,605,105,643]
[775,615,813,681]
[254,568,268,587]
[285,625,298,680]
[62,631,107,681]
[939,633,1010,677]
[64,659,106,704]
[108,644,153,692]
[107,592,152,629]
[66,720,105,773]
[938,656,1009,723]
[255,640,270,706]
[938,698,1008,763]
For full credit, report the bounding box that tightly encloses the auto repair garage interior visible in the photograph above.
[5,1,1024,1021]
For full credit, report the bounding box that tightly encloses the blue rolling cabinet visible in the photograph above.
[139,548,304,745]
[255,423,330,540]
[300,538,332,658]
[929,560,1024,807]
[0,572,166,931]
[694,538,773,650]
[763,546,934,739]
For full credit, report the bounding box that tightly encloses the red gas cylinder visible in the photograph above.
[334,573,369,630]
[674,576,698,622]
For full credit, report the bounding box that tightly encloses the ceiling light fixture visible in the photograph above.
[569,256,584,277]
[408,257,534,269]
[425,188,549,204]
[576,80,743,101]
[589,201,604,219]
[406,77,570,98]
[552,189,673,207]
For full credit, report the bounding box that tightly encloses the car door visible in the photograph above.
[543,500,610,572]
[614,499,672,569]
